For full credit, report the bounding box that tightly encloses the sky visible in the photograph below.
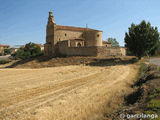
[0,0,160,46]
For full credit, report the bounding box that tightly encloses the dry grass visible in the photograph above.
[0,64,138,120]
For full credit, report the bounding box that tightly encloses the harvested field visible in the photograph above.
[0,64,138,120]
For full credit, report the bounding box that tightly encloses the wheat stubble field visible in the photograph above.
[0,64,138,120]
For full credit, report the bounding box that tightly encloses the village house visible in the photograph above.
[0,45,10,55]
[10,45,24,54]
[35,44,44,51]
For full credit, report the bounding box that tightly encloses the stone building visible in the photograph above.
[44,11,126,57]
[103,41,112,47]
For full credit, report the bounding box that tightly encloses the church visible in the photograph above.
[44,11,126,57]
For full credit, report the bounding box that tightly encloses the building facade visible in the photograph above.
[0,45,10,55]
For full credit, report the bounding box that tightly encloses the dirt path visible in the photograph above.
[0,65,138,120]
[149,57,160,66]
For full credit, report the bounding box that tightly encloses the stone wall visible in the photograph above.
[120,47,126,56]
[55,30,83,43]
[97,47,126,56]
[58,46,98,56]
[57,46,126,57]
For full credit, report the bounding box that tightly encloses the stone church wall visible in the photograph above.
[57,46,126,57]
[55,30,83,43]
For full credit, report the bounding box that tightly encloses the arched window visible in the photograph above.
[65,33,67,36]
[97,34,99,37]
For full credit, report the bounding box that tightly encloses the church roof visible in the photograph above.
[56,25,102,32]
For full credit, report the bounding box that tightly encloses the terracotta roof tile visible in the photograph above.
[35,44,44,47]
[56,25,102,32]
[0,45,10,47]
[103,41,111,44]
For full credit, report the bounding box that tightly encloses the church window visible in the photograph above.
[65,33,67,36]
[97,34,99,37]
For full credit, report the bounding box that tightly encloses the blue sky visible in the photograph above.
[0,0,160,46]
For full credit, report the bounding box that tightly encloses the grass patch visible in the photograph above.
[144,110,160,120]
[149,88,160,99]
[147,99,160,110]
[132,64,158,87]
[132,63,148,87]
[0,60,10,64]
[145,88,160,120]
[138,63,148,78]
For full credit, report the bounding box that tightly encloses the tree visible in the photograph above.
[124,20,160,59]
[107,38,119,47]
[149,40,160,56]
[4,48,11,55]
[12,42,43,60]
[154,41,160,55]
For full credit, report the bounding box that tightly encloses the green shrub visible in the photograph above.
[138,63,147,78]
[4,48,11,55]
[144,88,160,120]
[149,88,160,99]
[144,110,160,120]
[147,99,160,110]
[0,60,10,64]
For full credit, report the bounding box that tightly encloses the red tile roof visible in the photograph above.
[35,44,44,47]
[103,41,111,44]
[0,45,10,47]
[56,25,102,32]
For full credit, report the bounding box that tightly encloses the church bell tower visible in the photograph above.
[44,11,56,56]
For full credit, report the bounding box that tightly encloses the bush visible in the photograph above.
[145,88,160,119]
[0,60,10,64]
[4,48,11,55]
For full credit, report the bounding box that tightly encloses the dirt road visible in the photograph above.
[0,65,138,120]
[149,57,160,66]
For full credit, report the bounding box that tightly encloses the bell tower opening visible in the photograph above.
[77,43,81,47]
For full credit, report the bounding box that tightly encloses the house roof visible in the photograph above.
[103,41,111,44]
[35,44,44,47]
[56,25,102,32]
[0,45,10,47]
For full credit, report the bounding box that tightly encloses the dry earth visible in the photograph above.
[0,64,138,120]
